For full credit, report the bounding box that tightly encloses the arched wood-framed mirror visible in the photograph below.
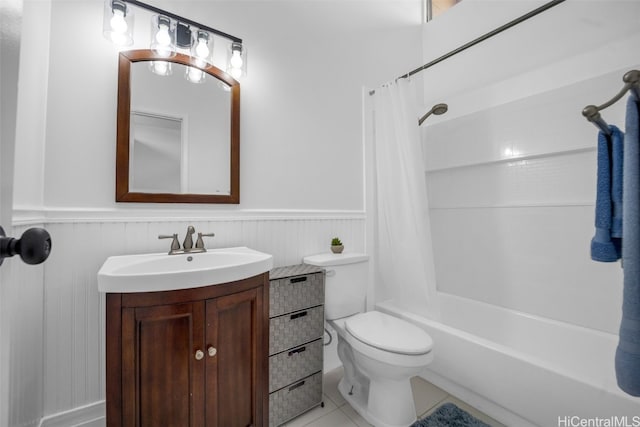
[116,49,240,203]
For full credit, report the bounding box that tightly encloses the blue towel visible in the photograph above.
[611,126,625,240]
[591,125,624,262]
[616,93,640,396]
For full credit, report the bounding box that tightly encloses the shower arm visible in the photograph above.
[418,111,433,126]
[419,103,448,126]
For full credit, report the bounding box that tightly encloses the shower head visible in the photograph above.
[432,103,448,115]
[418,103,449,126]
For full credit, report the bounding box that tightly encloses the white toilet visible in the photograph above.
[303,253,434,427]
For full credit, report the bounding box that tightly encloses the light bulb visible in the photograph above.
[155,24,171,46]
[110,9,128,34]
[103,0,132,46]
[195,38,209,59]
[229,67,242,79]
[186,67,204,83]
[155,62,168,75]
[230,50,243,68]
[110,32,127,45]
[150,61,171,76]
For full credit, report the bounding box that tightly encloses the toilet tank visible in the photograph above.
[303,253,369,320]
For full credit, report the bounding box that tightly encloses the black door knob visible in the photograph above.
[0,226,52,266]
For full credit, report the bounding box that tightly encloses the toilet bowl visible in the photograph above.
[331,311,433,427]
[303,253,434,427]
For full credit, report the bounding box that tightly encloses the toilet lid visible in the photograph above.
[345,311,433,355]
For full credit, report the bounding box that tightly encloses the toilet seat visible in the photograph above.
[345,311,433,355]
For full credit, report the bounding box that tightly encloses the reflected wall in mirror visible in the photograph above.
[116,49,240,203]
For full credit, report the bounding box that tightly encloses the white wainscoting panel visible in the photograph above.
[39,213,364,419]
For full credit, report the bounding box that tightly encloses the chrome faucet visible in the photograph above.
[158,226,215,255]
[183,226,196,251]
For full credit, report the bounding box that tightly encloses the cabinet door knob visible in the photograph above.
[208,346,217,357]
[195,350,204,360]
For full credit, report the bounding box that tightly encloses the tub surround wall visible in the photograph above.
[393,0,640,422]
[420,0,640,336]
[427,70,634,335]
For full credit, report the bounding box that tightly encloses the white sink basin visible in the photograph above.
[98,246,273,293]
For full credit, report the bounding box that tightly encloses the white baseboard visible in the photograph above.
[38,401,105,427]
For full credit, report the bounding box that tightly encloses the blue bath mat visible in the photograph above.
[411,402,492,427]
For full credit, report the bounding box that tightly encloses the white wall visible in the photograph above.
[31,0,424,213]
[418,0,640,335]
[11,0,424,423]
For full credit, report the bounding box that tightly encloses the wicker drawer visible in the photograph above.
[269,338,323,393]
[269,372,323,427]
[269,306,324,355]
[270,272,324,317]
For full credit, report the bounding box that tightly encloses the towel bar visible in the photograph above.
[583,70,640,134]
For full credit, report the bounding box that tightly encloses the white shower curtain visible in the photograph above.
[371,79,439,320]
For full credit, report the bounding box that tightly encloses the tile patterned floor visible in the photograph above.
[282,367,506,427]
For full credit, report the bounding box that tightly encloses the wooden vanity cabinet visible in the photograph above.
[106,273,270,427]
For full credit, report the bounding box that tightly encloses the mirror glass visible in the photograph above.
[116,50,240,203]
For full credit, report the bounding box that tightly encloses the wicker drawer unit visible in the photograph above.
[269,265,325,427]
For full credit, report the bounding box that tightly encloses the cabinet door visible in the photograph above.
[206,288,264,427]
[122,302,205,427]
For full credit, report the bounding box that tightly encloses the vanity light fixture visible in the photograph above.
[184,29,213,83]
[103,0,134,46]
[192,30,213,66]
[150,14,175,58]
[103,0,246,79]
[227,42,247,79]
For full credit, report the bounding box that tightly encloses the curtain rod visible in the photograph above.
[370,0,566,96]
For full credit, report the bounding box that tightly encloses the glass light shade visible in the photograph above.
[148,61,172,76]
[150,15,176,58]
[103,0,134,46]
[191,30,213,68]
[226,42,247,79]
[185,66,206,84]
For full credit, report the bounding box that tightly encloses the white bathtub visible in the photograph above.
[377,294,640,427]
